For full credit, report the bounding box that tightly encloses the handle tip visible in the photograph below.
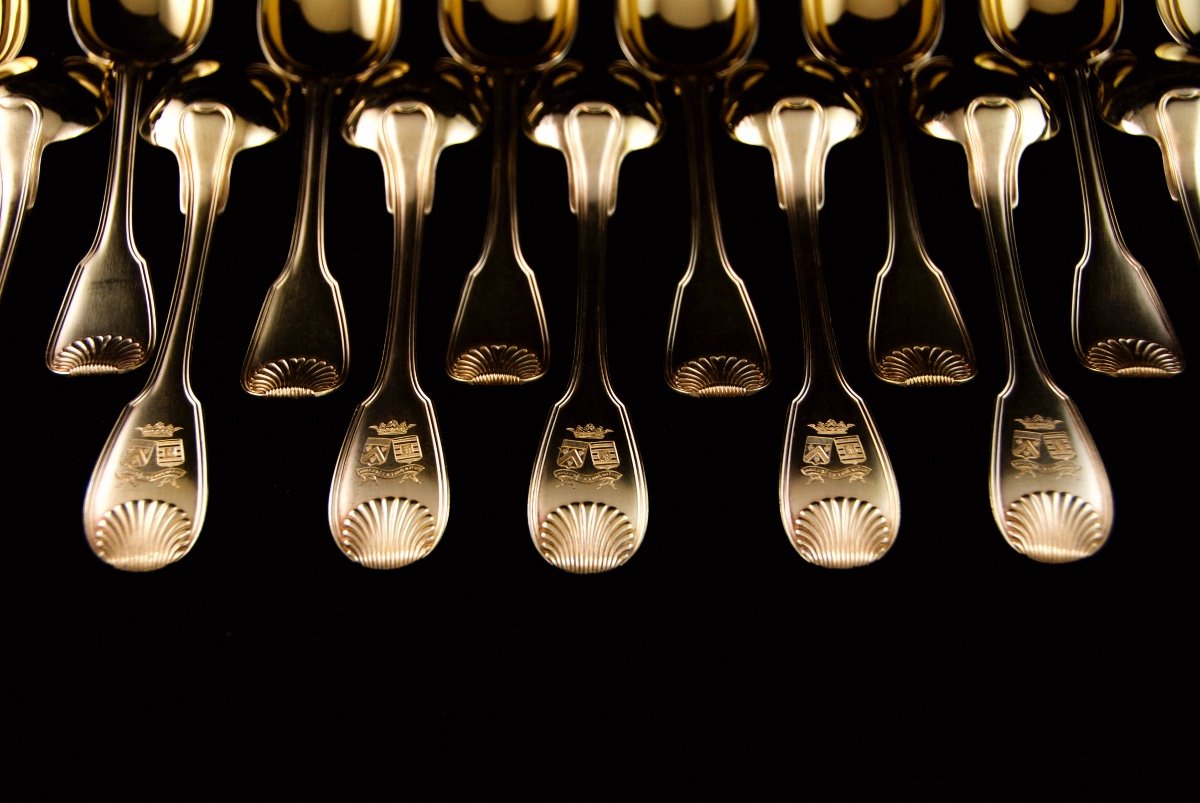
[535,502,641,574]
[669,355,768,397]
[48,335,147,376]
[336,496,441,569]
[1002,491,1109,563]
[448,345,544,385]
[875,346,976,386]
[89,499,195,572]
[242,357,344,397]
[789,497,896,569]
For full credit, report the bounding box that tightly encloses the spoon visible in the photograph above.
[0,55,111,301]
[242,0,400,397]
[441,0,577,385]
[1,0,26,64]
[83,60,288,571]
[801,0,976,386]
[1158,0,1199,50]
[47,0,212,375]
[1096,43,1200,265]
[728,57,899,568]
[915,53,1112,562]
[330,60,484,569]
[980,0,1184,377]
[525,59,660,573]
[617,0,770,397]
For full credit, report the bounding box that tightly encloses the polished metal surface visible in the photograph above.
[48,0,212,375]
[525,59,660,573]
[1158,0,1200,50]
[0,56,110,301]
[729,57,899,568]
[981,0,1184,377]
[0,0,27,64]
[83,60,287,570]
[441,0,577,386]
[330,59,484,568]
[242,0,400,397]
[916,53,1112,562]
[618,0,770,397]
[802,0,975,387]
[1096,43,1200,266]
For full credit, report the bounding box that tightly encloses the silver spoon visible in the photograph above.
[330,60,484,569]
[728,57,900,568]
[915,53,1112,562]
[981,0,1184,377]
[801,0,976,386]
[617,0,770,397]
[441,0,578,385]
[83,60,288,571]
[0,0,27,65]
[525,59,661,573]
[0,55,110,301]
[47,0,212,375]
[242,0,401,397]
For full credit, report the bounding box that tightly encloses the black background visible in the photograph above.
[5,2,1196,736]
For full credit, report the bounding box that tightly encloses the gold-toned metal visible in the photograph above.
[84,60,288,571]
[0,55,110,301]
[442,0,577,385]
[330,59,484,568]
[915,53,1112,562]
[243,0,401,397]
[1096,44,1200,266]
[801,0,975,387]
[980,0,1184,377]
[0,0,28,64]
[1158,0,1200,50]
[728,57,899,568]
[525,59,660,573]
[48,0,212,375]
[617,0,770,397]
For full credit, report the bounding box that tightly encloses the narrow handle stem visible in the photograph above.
[969,100,1051,384]
[484,70,521,253]
[375,107,435,384]
[146,107,232,392]
[288,79,334,271]
[678,74,728,273]
[96,66,142,248]
[872,70,924,253]
[1058,65,1124,257]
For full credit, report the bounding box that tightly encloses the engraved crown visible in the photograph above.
[1016,415,1062,432]
[567,424,612,440]
[137,422,183,438]
[370,420,415,436]
[808,419,854,435]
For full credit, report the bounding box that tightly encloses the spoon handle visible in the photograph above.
[771,98,899,568]
[966,96,1112,562]
[867,71,975,386]
[666,74,769,397]
[47,67,155,375]
[529,105,647,573]
[446,70,549,385]
[1156,88,1200,263]
[0,94,39,299]
[84,103,236,571]
[242,79,349,397]
[329,102,448,569]
[1059,64,1184,376]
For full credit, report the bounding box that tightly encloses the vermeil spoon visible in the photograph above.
[48,0,212,375]
[330,60,484,569]
[1158,0,1200,50]
[441,0,577,385]
[915,53,1112,562]
[728,57,900,568]
[980,0,1184,377]
[83,60,288,571]
[1096,42,1200,265]
[243,0,400,397]
[617,0,771,397]
[525,59,661,573]
[801,0,976,387]
[0,56,111,301]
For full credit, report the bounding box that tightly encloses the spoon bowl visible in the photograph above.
[1158,0,1200,50]
[1,0,28,64]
